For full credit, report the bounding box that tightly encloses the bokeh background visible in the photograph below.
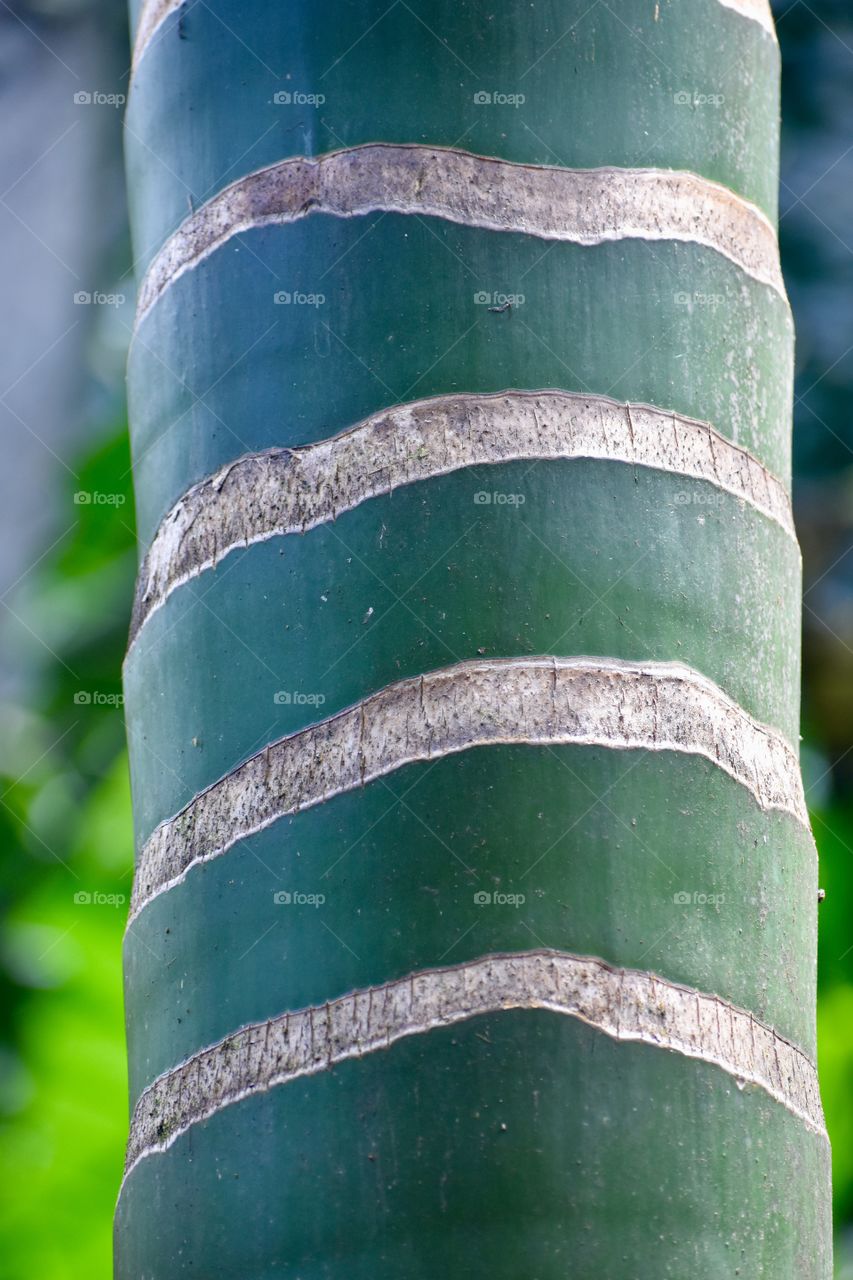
[0,0,850,1274]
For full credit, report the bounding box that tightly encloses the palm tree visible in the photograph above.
[116,0,832,1275]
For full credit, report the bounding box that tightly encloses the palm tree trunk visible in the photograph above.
[117,1,832,1275]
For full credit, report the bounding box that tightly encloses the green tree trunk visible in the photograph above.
[117,1,832,1275]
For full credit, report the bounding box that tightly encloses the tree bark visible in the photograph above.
[117,1,832,1275]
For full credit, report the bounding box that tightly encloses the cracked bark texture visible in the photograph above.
[130,389,795,644]
[124,949,825,1181]
[129,656,808,921]
[118,0,831,1275]
[135,144,785,327]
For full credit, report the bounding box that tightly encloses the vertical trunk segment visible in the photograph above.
[118,0,831,1276]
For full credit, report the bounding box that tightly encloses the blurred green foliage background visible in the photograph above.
[0,1,851,1276]
[0,426,135,1277]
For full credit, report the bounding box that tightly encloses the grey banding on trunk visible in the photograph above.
[135,145,785,327]
[717,0,776,37]
[129,657,808,923]
[122,948,825,1183]
[132,0,777,73]
[129,390,795,645]
[132,0,178,69]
